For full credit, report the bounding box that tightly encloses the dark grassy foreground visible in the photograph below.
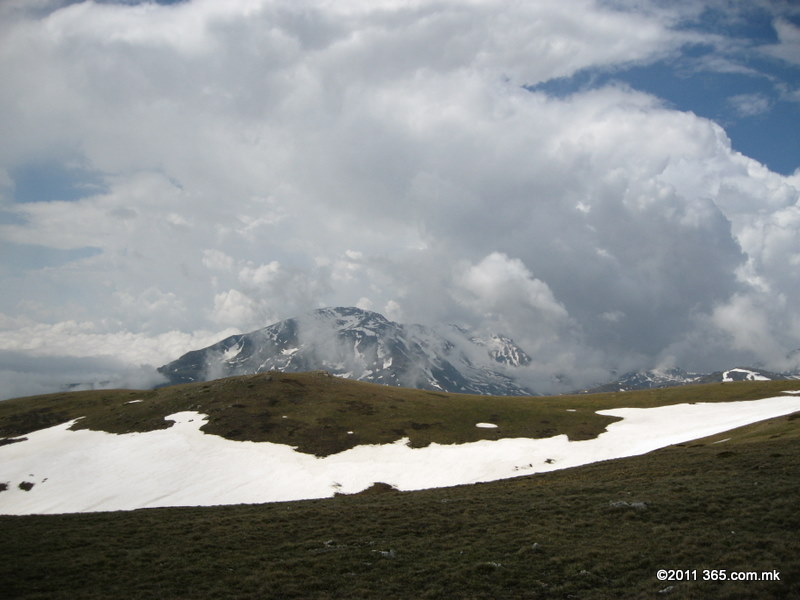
[2,398,799,598]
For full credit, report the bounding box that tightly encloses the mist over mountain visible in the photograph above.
[158,307,535,396]
[158,307,800,397]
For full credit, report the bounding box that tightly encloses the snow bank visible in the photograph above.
[1,395,799,515]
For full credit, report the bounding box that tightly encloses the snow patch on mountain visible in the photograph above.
[722,368,771,382]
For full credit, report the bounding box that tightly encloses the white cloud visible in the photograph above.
[355,296,373,311]
[0,318,237,365]
[710,293,789,367]
[210,289,261,330]
[761,18,800,66]
[238,261,281,287]
[457,252,569,322]
[728,92,771,117]
[0,0,799,395]
[202,249,235,272]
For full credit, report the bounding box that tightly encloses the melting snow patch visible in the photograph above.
[475,423,498,428]
[712,438,731,444]
[125,400,144,404]
[782,390,800,394]
[223,344,243,361]
[566,409,577,412]
[3,395,800,515]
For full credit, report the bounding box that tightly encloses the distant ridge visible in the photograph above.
[581,366,800,394]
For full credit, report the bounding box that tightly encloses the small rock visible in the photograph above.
[609,500,647,510]
[658,585,674,594]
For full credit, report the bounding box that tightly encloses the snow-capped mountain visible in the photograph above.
[700,367,799,384]
[582,366,800,393]
[581,368,704,393]
[158,307,535,395]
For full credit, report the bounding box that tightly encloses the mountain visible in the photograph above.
[582,366,800,393]
[158,307,535,395]
[580,367,703,393]
[701,367,796,383]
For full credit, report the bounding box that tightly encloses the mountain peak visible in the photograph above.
[158,307,536,395]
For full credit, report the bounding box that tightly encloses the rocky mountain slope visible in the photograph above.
[158,307,535,395]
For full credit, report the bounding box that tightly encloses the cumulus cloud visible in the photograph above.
[0,0,799,396]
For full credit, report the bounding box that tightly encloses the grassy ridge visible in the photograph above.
[1,408,798,599]
[1,372,798,456]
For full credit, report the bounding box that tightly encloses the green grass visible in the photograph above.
[1,407,798,599]
[1,375,799,597]
[1,371,798,456]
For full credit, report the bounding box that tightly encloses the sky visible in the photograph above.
[0,0,799,399]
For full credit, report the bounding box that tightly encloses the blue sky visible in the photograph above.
[0,0,799,399]
[532,5,800,175]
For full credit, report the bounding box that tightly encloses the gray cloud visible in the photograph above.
[0,0,798,396]
[0,350,166,401]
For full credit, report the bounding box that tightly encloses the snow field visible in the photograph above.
[1,394,799,515]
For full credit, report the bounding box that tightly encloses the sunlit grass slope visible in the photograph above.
[1,390,798,599]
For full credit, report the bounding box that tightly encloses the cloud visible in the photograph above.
[0,351,167,401]
[458,253,568,320]
[761,18,800,66]
[0,0,799,396]
[728,93,771,117]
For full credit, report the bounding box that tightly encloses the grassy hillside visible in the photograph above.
[1,371,798,456]
[1,375,799,597]
[1,400,798,599]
